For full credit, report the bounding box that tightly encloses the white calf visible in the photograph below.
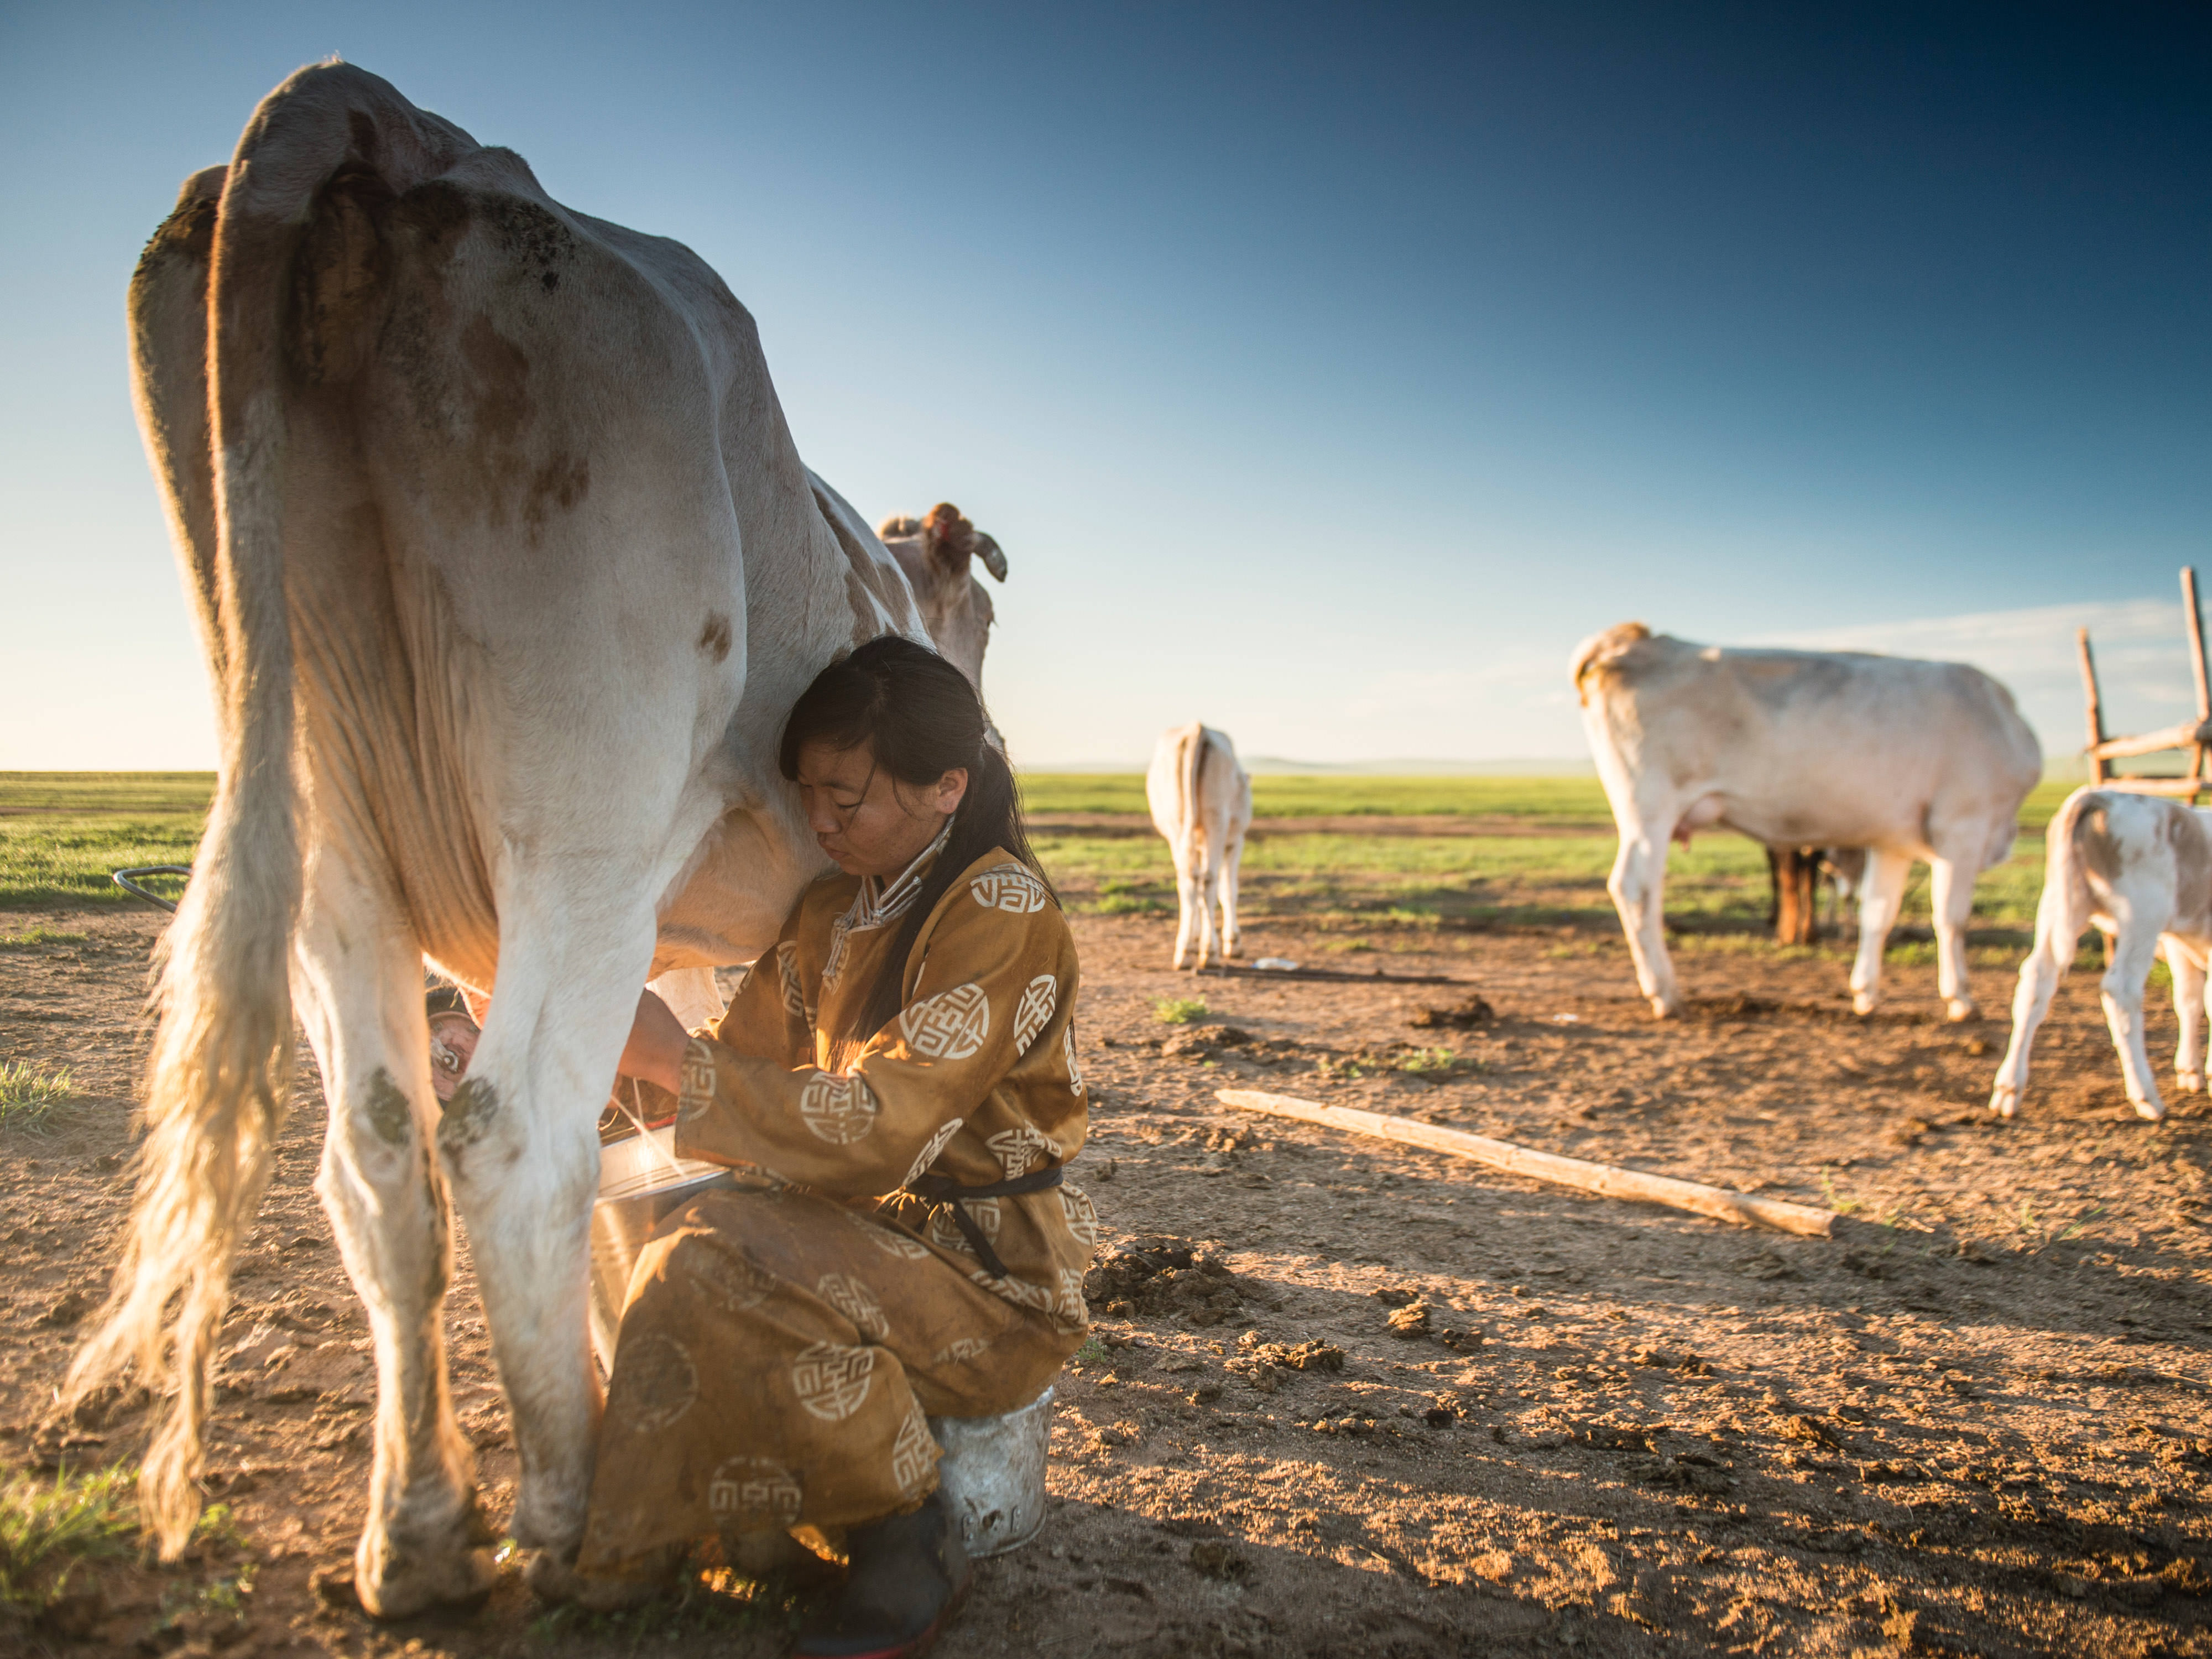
[1574,622,2042,1020]
[1145,723,1253,969]
[1991,787,2212,1122]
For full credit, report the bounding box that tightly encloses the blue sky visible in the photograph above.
[3,2,2207,768]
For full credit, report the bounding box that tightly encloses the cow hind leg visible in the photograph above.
[1169,842,1201,970]
[2167,937,2206,1095]
[1989,891,2083,1118]
[1928,854,1979,1022]
[1192,836,1223,971]
[293,864,492,1618]
[1605,829,1678,1017]
[1848,849,1913,1016]
[1218,827,1246,959]
[437,873,662,1594]
[2098,898,2169,1121]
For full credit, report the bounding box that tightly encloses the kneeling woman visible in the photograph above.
[586,638,1095,1655]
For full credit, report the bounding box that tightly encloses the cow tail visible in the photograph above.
[1180,723,1207,867]
[68,76,362,1557]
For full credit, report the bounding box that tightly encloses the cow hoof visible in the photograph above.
[1852,992,1878,1017]
[2179,1070,2206,1095]
[352,1542,496,1620]
[1646,995,1676,1019]
[1988,1085,2020,1119]
[525,1545,681,1609]
[1945,999,1978,1023]
[2133,1097,2168,1123]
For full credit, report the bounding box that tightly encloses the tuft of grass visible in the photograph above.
[1817,1167,1864,1217]
[1154,997,1208,1026]
[0,927,88,950]
[0,1062,76,1130]
[1396,1046,1462,1076]
[0,1465,139,1617]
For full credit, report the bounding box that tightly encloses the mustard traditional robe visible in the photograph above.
[579,846,1095,1568]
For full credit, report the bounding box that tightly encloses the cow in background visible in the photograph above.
[1990,788,2212,1121]
[1573,622,2040,1020]
[877,503,1006,693]
[1146,723,1254,969]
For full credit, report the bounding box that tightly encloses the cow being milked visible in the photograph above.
[77,63,961,1617]
[1146,723,1254,969]
[1990,787,2212,1122]
[1573,623,2041,1020]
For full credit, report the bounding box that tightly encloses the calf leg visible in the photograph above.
[1989,889,2084,1118]
[1848,849,1913,1016]
[1191,835,1223,969]
[2167,937,2206,1095]
[2098,903,2169,1121]
[1606,828,1678,1018]
[1928,854,1979,1022]
[1169,841,1201,971]
[437,875,661,1593]
[292,857,491,1618]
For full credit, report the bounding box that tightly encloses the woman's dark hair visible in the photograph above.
[779,635,1055,1049]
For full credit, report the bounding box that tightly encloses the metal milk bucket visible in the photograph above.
[589,1129,1056,1557]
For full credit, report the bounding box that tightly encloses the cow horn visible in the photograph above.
[974,533,1008,582]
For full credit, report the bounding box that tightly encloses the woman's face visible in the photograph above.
[796,739,969,878]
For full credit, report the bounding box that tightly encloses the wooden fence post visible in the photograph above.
[2078,627,2109,787]
[2184,566,2209,794]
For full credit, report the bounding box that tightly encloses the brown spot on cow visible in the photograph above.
[290,167,397,384]
[2165,807,2212,921]
[699,612,733,662]
[523,454,589,534]
[2079,806,2123,882]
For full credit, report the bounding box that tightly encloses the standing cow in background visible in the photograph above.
[1990,788,2212,1122]
[1573,623,2041,1020]
[1146,723,1254,969]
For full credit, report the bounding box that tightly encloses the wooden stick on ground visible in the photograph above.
[1218,1088,1837,1238]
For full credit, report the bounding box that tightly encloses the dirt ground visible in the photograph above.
[3,899,2209,1657]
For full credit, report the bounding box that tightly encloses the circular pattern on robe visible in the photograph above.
[618,1333,700,1432]
[1063,1022,1085,1094]
[986,1123,1062,1178]
[900,1118,964,1187]
[1012,974,1057,1054]
[1052,1266,1092,1331]
[815,1272,890,1341]
[900,983,990,1060]
[889,1407,938,1499]
[706,1456,802,1527]
[791,1340,877,1422]
[969,864,1048,914]
[684,1244,778,1314]
[799,1071,879,1144]
[1059,1181,1100,1249]
[930,1334,993,1367]
[838,1205,933,1259]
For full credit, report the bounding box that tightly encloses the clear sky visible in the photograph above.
[3,2,2207,770]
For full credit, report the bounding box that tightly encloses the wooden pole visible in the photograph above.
[2184,567,2210,792]
[1218,1088,1837,1238]
[2078,628,2109,786]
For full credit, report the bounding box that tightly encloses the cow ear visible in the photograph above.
[973,532,1008,583]
[877,514,922,540]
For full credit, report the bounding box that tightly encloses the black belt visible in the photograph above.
[898,1166,1064,1279]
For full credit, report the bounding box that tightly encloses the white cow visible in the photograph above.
[77,63,942,1616]
[1573,622,2041,1021]
[1990,787,2212,1122]
[876,503,1006,694]
[1146,723,1254,969]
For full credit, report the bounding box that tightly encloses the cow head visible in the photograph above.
[877,503,1006,693]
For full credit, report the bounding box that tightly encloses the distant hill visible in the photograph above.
[1023,756,1598,776]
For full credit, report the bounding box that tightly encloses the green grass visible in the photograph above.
[0,1062,76,1130]
[1154,997,1209,1025]
[0,927,87,949]
[1018,771,1617,821]
[0,773,212,909]
[0,1465,139,1618]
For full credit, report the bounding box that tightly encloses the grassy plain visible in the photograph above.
[0,771,2079,951]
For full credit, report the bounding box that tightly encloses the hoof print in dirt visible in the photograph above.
[1083,1235,1253,1327]
[1736,1249,1799,1282]
[1408,994,1494,1030]
[1839,1249,1895,1280]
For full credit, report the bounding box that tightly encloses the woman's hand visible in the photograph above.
[619,989,691,1097]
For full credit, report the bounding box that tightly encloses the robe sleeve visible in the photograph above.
[698,909,811,1064]
[673,882,1065,1198]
